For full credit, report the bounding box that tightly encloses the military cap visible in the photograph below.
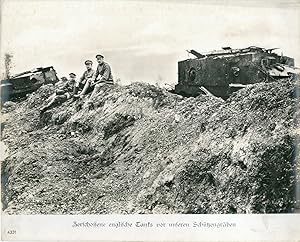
[96,54,104,58]
[69,72,76,76]
[84,60,93,65]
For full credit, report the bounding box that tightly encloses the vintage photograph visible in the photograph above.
[1,0,300,219]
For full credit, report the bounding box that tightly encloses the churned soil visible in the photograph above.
[1,80,299,214]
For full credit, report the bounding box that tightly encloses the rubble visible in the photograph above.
[1,79,299,214]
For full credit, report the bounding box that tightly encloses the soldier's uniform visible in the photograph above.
[93,61,113,85]
[63,78,76,94]
[83,54,114,110]
[55,77,68,89]
[40,76,76,113]
[79,69,95,86]
[73,60,95,96]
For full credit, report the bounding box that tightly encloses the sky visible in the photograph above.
[1,0,300,85]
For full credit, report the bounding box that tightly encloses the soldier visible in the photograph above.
[68,72,77,83]
[85,54,114,107]
[55,76,68,89]
[40,73,76,113]
[73,60,95,97]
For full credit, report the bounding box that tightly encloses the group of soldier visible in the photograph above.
[40,54,113,113]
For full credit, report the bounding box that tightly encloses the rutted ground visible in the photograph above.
[1,80,299,214]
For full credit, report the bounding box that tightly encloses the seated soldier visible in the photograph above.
[55,76,68,89]
[40,73,77,113]
[73,60,95,97]
[85,54,114,108]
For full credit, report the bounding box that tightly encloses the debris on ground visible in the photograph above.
[1,80,299,214]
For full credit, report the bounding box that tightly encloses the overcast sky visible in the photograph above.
[1,0,300,85]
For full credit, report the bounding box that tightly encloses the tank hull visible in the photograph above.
[175,47,295,99]
[1,66,58,102]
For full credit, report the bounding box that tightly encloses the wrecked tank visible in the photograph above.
[1,66,59,102]
[175,46,297,99]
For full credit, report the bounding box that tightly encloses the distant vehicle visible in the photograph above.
[1,66,59,102]
[175,46,298,99]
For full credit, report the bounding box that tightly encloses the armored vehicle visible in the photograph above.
[175,46,296,99]
[1,66,58,102]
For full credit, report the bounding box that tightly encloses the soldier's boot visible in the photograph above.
[73,86,79,96]
[79,81,91,97]
[72,87,80,101]
[40,103,54,113]
[40,106,48,113]
[72,95,79,101]
[40,103,53,113]
[89,84,101,100]
[40,98,58,113]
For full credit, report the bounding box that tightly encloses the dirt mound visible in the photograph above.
[1,80,299,214]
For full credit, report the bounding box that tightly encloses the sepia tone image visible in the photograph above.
[1,0,300,215]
